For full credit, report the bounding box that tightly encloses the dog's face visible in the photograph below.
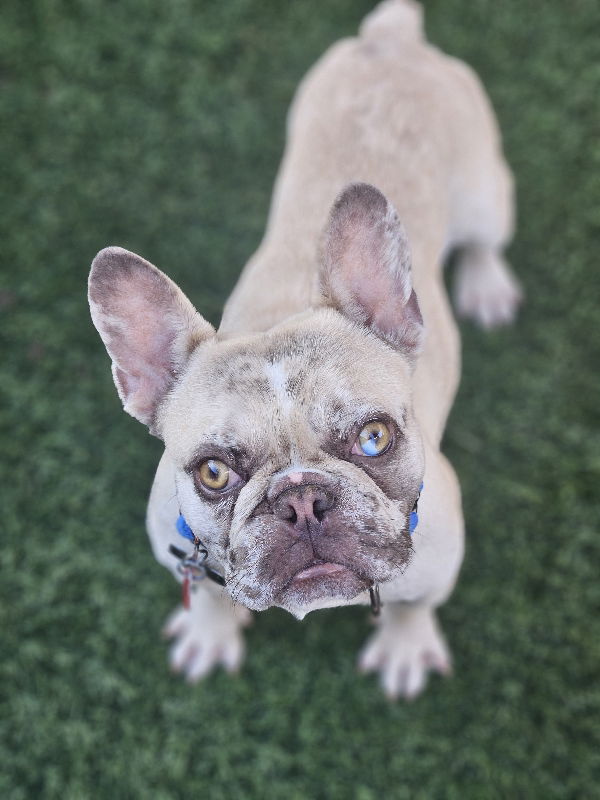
[89,183,425,617]
[163,309,424,616]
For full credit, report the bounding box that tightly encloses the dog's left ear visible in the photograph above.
[319,182,423,360]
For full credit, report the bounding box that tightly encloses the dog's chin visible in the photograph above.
[272,562,371,619]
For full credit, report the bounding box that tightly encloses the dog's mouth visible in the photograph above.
[275,559,370,607]
[292,561,348,581]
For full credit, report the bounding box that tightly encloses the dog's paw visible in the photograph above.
[163,600,251,683]
[453,248,523,329]
[358,606,451,700]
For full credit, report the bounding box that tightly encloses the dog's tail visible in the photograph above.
[359,0,424,43]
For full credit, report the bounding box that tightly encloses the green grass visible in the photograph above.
[1,0,599,797]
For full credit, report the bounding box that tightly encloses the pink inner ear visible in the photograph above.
[109,267,178,367]
[103,287,182,423]
[341,230,391,312]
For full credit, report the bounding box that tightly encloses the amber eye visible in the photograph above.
[197,459,231,491]
[353,421,392,457]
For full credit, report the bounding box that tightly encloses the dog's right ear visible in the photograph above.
[319,183,424,362]
[88,247,215,432]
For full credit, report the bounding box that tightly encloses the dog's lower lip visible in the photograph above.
[292,562,347,581]
[276,561,370,608]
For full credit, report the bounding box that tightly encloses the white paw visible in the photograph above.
[454,249,523,329]
[163,600,251,683]
[358,607,451,700]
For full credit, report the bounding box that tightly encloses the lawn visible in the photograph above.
[1,0,599,797]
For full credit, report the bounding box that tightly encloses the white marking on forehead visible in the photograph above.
[265,361,293,418]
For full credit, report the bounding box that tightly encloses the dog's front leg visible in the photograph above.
[358,602,451,700]
[163,584,252,682]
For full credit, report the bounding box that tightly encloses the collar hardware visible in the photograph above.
[170,515,226,607]
[369,584,382,615]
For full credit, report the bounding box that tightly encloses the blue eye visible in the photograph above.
[356,421,392,456]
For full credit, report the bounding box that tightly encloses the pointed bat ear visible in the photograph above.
[88,247,215,432]
[319,183,424,361]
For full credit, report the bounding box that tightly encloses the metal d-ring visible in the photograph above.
[369,584,381,616]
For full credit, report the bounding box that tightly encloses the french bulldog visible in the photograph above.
[88,0,521,698]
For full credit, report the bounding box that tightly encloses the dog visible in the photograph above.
[88,0,522,698]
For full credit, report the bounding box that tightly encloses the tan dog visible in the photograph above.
[88,0,521,698]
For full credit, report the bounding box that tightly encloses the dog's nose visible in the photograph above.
[272,484,334,530]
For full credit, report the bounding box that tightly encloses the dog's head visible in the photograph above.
[89,183,425,617]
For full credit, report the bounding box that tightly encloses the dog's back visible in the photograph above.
[222,2,515,324]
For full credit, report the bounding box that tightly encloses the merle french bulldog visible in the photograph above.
[88,0,521,698]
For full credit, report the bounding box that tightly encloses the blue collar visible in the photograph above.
[176,513,198,542]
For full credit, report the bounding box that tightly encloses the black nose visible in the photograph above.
[272,484,335,530]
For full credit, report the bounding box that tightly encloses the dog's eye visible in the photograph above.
[196,459,240,492]
[352,421,392,457]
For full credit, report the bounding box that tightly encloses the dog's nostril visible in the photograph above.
[313,498,329,522]
[277,500,298,524]
[314,492,334,520]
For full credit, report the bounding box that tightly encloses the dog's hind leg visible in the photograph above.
[453,243,523,329]
[448,87,523,328]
